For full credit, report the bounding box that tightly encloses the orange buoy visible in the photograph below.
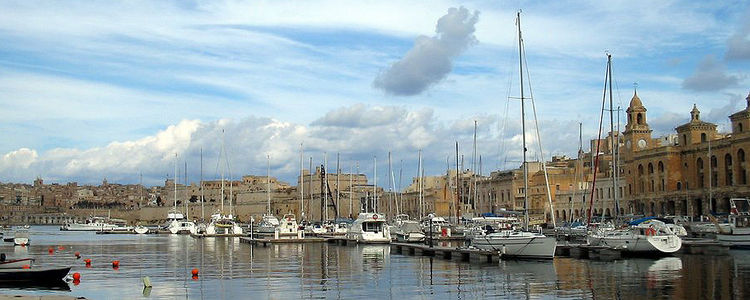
[22,265,30,269]
[48,247,54,254]
[72,272,81,280]
[84,258,92,267]
[75,252,81,259]
[191,268,199,276]
[112,260,120,268]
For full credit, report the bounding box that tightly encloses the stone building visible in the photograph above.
[622,91,750,216]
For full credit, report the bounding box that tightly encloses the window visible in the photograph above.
[739,149,747,185]
[658,161,664,173]
[682,134,687,145]
[701,133,707,142]
[726,154,733,186]
[677,181,682,190]
[648,163,654,175]
[711,155,718,187]
[697,158,704,188]
[740,123,744,133]
[637,113,643,125]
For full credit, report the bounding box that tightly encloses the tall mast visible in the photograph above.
[336,152,341,219]
[417,149,423,217]
[472,120,477,211]
[174,153,178,214]
[456,142,461,223]
[220,130,225,215]
[300,144,304,220]
[389,152,397,216]
[324,152,328,220]
[398,160,403,216]
[607,54,619,220]
[184,161,188,220]
[200,148,204,221]
[139,171,143,208]
[349,165,353,218]
[373,156,377,214]
[708,136,714,214]
[309,156,313,218]
[267,154,271,215]
[517,11,529,231]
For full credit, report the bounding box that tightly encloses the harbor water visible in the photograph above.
[1,226,749,299]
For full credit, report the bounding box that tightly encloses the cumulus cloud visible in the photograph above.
[682,55,738,92]
[726,19,750,60]
[373,6,479,96]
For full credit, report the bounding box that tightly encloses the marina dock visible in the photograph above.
[239,236,327,246]
[390,242,500,263]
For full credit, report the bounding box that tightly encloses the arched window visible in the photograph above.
[648,163,654,175]
[638,164,644,176]
[701,133,707,142]
[740,123,744,133]
[637,113,643,125]
[697,158,704,188]
[658,161,664,173]
[677,181,682,190]
[725,153,733,186]
[739,149,747,185]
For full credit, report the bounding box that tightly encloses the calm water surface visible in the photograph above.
[0,226,748,299]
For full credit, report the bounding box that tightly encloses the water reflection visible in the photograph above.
[0,227,749,299]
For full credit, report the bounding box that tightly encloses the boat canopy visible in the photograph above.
[628,217,656,225]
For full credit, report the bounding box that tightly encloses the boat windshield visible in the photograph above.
[363,222,383,233]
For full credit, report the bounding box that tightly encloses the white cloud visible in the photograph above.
[682,55,739,92]
[373,6,480,96]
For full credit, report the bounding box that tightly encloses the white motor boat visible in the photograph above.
[305,223,326,235]
[256,214,280,234]
[166,210,197,235]
[276,214,299,237]
[587,218,682,254]
[61,217,132,231]
[13,230,30,246]
[716,198,750,248]
[346,213,390,244]
[421,216,452,237]
[394,220,425,242]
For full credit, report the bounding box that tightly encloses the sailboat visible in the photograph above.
[167,154,197,235]
[469,12,556,259]
[256,155,280,234]
[205,132,243,235]
[585,55,681,254]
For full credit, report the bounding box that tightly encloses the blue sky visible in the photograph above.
[0,0,748,187]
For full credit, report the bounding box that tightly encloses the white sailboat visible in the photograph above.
[167,154,197,235]
[469,12,556,259]
[256,155,279,234]
[585,56,682,254]
[205,131,243,235]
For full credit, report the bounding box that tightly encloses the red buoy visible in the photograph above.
[72,272,81,280]
[48,247,54,254]
[84,258,92,267]
[192,275,199,281]
[191,268,199,276]
[112,260,120,268]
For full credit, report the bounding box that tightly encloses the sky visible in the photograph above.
[1,0,749,188]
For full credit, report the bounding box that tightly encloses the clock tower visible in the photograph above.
[622,90,653,158]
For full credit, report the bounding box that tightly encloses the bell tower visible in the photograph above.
[622,89,653,156]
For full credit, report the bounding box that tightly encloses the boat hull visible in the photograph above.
[0,267,71,283]
[472,235,557,259]
[0,258,34,269]
[716,233,750,248]
[588,234,682,254]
